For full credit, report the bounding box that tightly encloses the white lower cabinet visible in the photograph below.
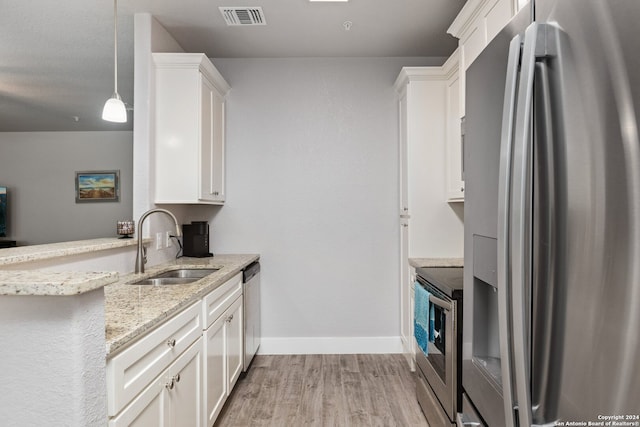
[203,312,226,425]
[107,272,248,427]
[107,302,202,417]
[203,295,243,427]
[225,296,244,394]
[108,337,203,427]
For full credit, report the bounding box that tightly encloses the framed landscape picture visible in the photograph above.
[0,186,6,237]
[75,170,120,203]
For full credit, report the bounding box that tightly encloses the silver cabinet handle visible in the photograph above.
[226,314,234,323]
[213,191,219,196]
[167,338,176,348]
[461,187,465,192]
[165,374,181,390]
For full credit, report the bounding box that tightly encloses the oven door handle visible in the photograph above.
[429,294,452,312]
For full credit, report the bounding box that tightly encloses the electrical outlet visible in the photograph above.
[165,231,172,248]
[156,232,163,250]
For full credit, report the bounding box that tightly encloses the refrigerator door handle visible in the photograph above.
[497,33,523,427]
[511,21,550,427]
[530,25,563,420]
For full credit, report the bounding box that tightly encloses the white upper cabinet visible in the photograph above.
[447,0,519,117]
[443,50,465,202]
[449,0,517,70]
[153,53,230,205]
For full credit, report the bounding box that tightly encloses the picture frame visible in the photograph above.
[0,186,7,237]
[75,170,120,203]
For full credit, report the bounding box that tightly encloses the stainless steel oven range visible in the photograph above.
[414,267,463,427]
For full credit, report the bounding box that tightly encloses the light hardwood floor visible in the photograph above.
[215,354,428,427]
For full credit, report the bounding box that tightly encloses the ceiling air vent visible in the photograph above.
[219,7,266,26]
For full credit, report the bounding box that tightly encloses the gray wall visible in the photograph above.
[0,131,133,245]
[201,57,437,348]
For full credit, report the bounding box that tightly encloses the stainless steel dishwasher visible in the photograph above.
[242,261,260,371]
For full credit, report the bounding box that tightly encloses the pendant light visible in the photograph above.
[102,0,127,123]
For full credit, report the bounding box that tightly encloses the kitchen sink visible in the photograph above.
[132,277,200,286]
[128,268,220,286]
[152,268,220,279]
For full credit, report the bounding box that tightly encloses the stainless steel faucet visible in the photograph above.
[135,208,182,274]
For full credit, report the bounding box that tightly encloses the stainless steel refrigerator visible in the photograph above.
[462,0,640,425]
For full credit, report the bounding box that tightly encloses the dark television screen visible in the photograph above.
[0,187,6,237]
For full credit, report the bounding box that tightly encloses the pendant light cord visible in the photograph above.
[113,0,118,95]
[102,0,126,122]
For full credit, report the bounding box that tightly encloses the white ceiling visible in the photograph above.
[0,0,466,132]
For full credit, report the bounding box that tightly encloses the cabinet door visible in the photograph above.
[210,90,226,203]
[154,66,200,204]
[400,219,410,344]
[199,76,215,203]
[166,338,203,427]
[400,236,414,372]
[203,313,227,427]
[199,77,225,204]
[446,70,465,202]
[110,339,202,427]
[108,382,165,427]
[154,53,228,205]
[107,302,202,417]
[484,0,514,43]
[226,296,244,391]
[398,94,409,217]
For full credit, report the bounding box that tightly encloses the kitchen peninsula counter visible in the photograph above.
[0,241,258,356]
[0,270,119,296]
[0,237,139,267]
[0,248,258,427]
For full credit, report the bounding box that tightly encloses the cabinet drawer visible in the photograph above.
[202,272,242,329]
[107,302,202,416]
[108,337,203,427]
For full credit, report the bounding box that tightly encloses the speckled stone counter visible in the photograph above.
[0,238,139,267]
[104,253,259,357]
[409,257,464,268]
[0,271,119,296]
[0,237,141,295]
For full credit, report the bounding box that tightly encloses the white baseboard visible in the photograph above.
[257,336,403,355]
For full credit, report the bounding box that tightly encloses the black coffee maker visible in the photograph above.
[182,221,213,257]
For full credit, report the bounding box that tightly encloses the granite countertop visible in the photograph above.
[0,270,119,296]
[104,253,259,357]
[0,238,139,267]
[409,257,464,268]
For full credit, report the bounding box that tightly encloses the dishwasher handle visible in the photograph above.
[243,261,260,283]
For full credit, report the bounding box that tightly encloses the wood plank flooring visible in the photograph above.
[214,354,428,427]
